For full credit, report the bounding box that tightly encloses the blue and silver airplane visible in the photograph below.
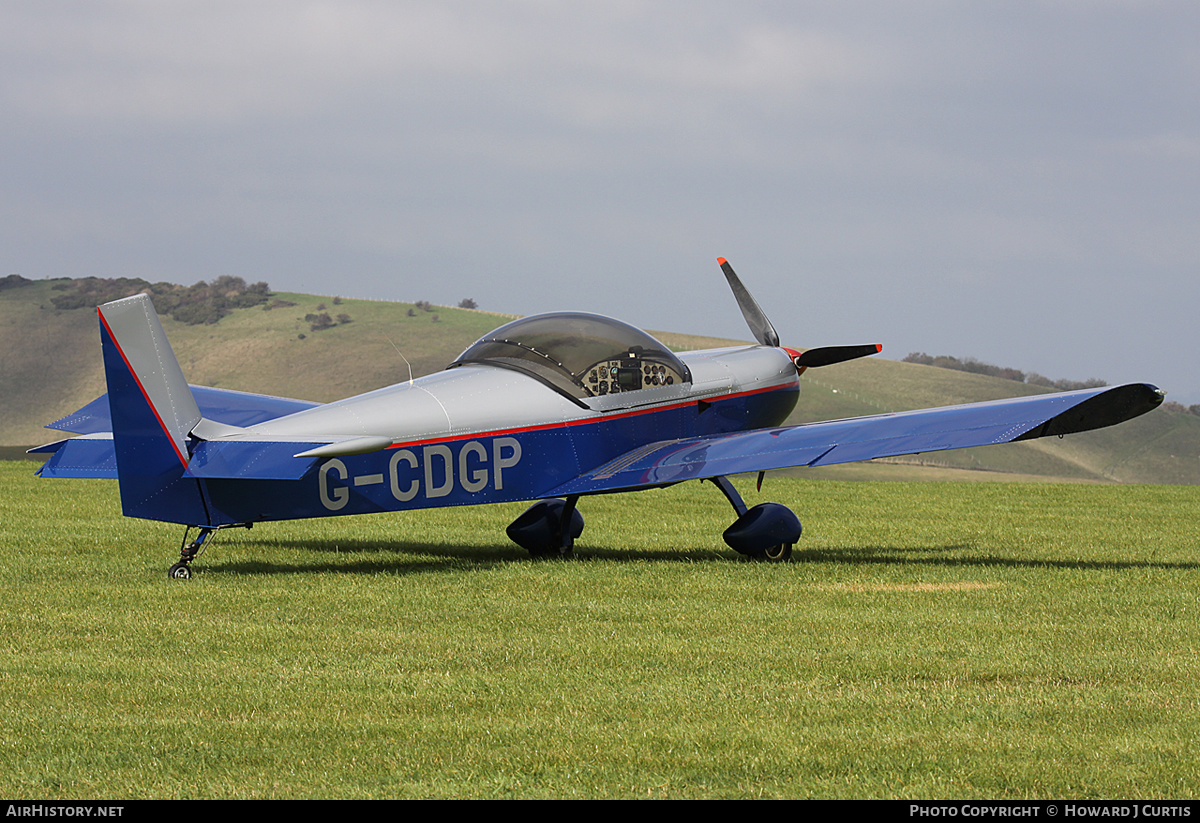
[33,259,1164,578]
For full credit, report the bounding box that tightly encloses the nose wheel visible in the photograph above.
[761,542,794,562]
[708,476,801,562]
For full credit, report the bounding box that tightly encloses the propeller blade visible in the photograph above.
[718,257,779,348]
[794,344,883,369]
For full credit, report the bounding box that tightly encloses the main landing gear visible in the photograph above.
[504,476,800,561]
[506,496,584,558]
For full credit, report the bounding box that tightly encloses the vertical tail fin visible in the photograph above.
[98,294,209,524]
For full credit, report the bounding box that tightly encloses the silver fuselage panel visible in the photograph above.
[236,344,798,446]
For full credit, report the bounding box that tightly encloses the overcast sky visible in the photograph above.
[3,1,1197,401]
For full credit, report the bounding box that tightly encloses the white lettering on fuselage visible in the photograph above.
[319,437,522,511]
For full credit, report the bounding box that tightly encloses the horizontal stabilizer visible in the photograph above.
[546,383,1164,497]
[47,385,321,435]
[32,433,118,478]
[186,432,396,478]
[184,439,323,480]
[44,395,115,436]
[35,433,382,481]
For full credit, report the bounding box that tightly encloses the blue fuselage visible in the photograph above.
[195,346,800,526]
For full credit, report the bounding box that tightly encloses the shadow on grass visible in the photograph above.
[201,537,518,576]
[799,545,1200,573]
[193,535,1200,577]
[197,535,733,577]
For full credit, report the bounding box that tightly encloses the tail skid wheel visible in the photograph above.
[167,532,206,580]
[168,524,248,580]
[166,523,253,579]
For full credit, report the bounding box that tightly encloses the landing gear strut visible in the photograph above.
[167,523,252,579]
[708,475,801,561]
[168,526,215,579]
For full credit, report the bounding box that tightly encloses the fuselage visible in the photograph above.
[198,344,800,525]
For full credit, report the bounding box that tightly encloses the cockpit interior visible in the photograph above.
[448,312,692,404]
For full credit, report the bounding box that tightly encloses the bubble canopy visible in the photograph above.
[448,312,692,402]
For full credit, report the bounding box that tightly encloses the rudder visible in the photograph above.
[98,294,210,524]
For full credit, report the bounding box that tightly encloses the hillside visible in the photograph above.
[3,277,1196,483]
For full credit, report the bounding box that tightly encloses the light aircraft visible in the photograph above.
[33,259,1164,578]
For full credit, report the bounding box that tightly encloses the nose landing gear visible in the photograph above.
[709,476,800,562]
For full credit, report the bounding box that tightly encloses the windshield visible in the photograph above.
[448,312,692,401]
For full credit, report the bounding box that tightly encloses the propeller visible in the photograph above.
[717,257,881,372]
[718,257,779,348]
[793,344,883,369]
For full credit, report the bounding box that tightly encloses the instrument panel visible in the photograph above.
[582,352,681,397]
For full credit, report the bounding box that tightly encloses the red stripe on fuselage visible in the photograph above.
[98,308,189,468]
[382,379,798,451]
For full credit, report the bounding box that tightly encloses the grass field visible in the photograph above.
[2,461,1198,799]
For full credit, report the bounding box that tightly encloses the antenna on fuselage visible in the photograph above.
[386,337,415,386]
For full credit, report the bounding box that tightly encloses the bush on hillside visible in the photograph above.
[47,275,271,325]
[903,352,1107,392]
[0,274,32,291]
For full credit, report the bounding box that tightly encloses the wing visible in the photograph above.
[546,383,1164,496]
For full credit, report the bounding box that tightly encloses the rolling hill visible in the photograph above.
[3,276,1197,484]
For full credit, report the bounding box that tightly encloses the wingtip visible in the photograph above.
[717,256,727,266]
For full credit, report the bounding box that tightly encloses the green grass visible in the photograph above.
[2,462,1199,798]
